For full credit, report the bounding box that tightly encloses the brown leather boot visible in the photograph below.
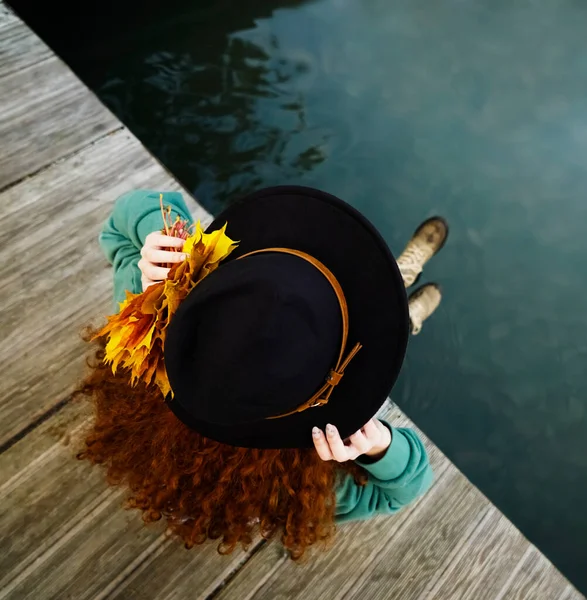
[408,283,442,335]
[396,217,449,288]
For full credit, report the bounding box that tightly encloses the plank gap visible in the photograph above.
[205,539,270,600]
[0,52,53,79]
[0,396,71,456]
[0,125,124,195]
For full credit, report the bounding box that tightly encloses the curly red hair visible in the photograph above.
[75,331,366,559]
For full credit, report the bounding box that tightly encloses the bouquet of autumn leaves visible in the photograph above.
[95,196,238,398]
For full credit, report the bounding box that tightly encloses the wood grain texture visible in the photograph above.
[0,128,209,447]
[213,543,288,600]
[426,506,531,599]
[495,547,581,600]
[0,403,256,600]
[0,61,118,191]
[104,536,265,600]
[0,11,51,78]
[0,401,88,490]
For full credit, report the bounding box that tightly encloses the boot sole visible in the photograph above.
[408,282,442,303]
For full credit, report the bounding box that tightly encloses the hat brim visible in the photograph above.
[167,186,409,448]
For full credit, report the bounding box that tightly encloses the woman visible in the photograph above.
[76,186,448,559]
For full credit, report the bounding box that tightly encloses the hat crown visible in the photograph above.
[165,253,342,425]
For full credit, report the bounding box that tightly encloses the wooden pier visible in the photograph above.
[0,4,582,598]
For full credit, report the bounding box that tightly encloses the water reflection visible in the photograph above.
[100,30,327,211]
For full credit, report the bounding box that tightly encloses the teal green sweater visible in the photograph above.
[99,190,433,522]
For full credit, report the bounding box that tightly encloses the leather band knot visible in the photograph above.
[326,370,343,386]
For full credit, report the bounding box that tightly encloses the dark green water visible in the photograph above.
[14,0,587,590]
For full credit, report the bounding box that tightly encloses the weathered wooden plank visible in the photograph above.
[2,495,247,600]
[0,0,12,24]
[0,402,103,593]
[0,401,88,490]
[339,470,582,600]
[213,425,453,600]
[211,542,288,600]
[425,506,530,599]
[0,128,208,448]
[0,401,261,600]
[0,11,52,78]
[0,56,119,189]
[104,536,265,600]
[495,546,582,600]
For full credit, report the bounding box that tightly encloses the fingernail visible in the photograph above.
[312,427,321,437]
[326,424,335,435]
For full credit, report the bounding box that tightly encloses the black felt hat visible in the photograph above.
[164,186,408,448]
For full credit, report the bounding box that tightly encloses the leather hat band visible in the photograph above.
[238,248,362,419]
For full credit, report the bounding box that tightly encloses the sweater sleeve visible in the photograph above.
[334,422,433,522]
[99,190,194,311]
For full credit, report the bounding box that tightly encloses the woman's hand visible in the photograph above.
[138,232,188,292]
[312,419,392,462]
